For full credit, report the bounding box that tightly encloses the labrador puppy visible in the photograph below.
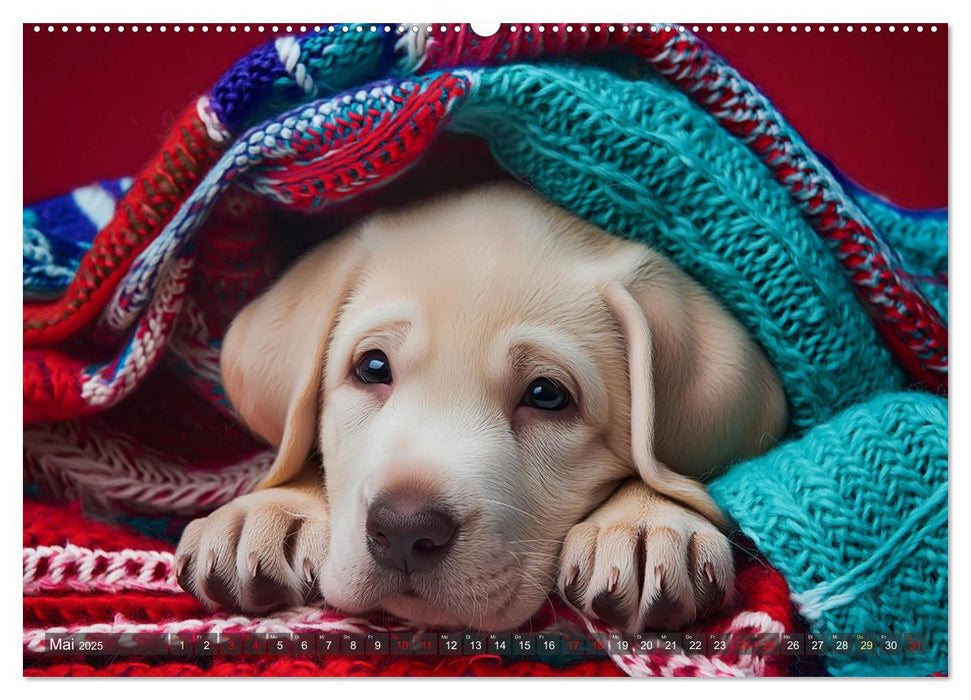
[175,182,788,632]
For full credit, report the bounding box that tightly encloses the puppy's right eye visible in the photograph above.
[356,350,393,384]
[521,377,571,411]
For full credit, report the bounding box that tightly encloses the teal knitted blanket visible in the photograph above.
[709,392,948,676]
[452,63,943,430]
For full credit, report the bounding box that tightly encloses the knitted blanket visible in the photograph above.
[23,24,947,677]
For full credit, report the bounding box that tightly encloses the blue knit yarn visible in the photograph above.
[23,178,132,300]
[210,30,397,131]
[709,392,948,676]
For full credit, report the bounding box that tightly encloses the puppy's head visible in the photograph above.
[221,183,731,630]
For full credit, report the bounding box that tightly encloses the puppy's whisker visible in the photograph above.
[508,550,561,569]
[509,551,558,610]
[517,567,558,632]
[727,538,761,560]
[479,499,544,525]
[470,584,484,629]
[509,548,560,558]
[515,564,559,592]
[507,549,561,630]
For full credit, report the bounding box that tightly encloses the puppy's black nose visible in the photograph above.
[365,494,458,574]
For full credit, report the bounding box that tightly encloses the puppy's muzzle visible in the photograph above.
[365,490,459,574]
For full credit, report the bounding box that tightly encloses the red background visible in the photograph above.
[23,24,948,209]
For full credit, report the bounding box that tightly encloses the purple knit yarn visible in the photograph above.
[210,41,291,130]
[209,28,405,134]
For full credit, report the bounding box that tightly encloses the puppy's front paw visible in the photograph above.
[558,479,734,632]
[175,488,329,614]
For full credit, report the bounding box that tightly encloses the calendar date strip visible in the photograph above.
[39,631,927,658]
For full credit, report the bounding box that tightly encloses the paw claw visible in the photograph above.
[558,481,736,633]
[175,555,192,594]
[591,590,630,630]
[247,572,292,611]
[643,587,687,629]
[175,492,331,614]
[607,566,620,594]
[203,569,238,610]
[565,564,579,589]
[564,578,586,610]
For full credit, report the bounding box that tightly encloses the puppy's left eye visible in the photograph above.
[521,377,571,411]
[356,350,393,384]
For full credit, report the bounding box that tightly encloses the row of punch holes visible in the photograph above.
[31,24,940,35]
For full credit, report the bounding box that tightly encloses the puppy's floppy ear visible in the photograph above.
[601,252,789,532]
[221,234,365,490]
[600,281,730,531]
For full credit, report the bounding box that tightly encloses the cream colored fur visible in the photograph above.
[175,182,788,632]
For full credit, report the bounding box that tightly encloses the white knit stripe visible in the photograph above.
[166,296,227,388]
[394,25,429,73]
[89,256,194,385]
[24,420,272,516]
[24,607,409,653]
[24,545,179,595]
[196,96,230,144]
[72,183,118,231]
[275,36,316,96]
[100,257,177,335]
